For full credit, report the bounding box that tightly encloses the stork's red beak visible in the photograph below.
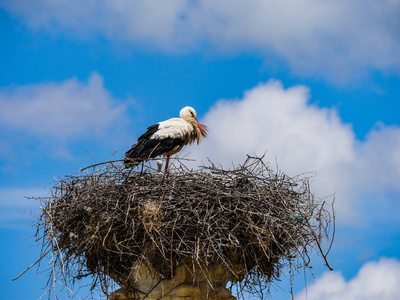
[195,118,206,137]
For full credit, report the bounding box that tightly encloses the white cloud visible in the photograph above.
[356,125,400,194]
[182,80,400,221]
[296,258,400,300]
[0,187,48,228]
[2,0,400,79]
[0,0,189,45]
[0,187,47,208]
[0,73,127,139]
[0,73,133,167]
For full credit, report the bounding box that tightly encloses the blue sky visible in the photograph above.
[1,1,400,299]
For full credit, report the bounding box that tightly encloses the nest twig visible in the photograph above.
[25,155,334,299]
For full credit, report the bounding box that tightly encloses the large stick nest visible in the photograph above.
[34,155,334,299]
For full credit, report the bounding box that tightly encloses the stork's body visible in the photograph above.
[124,107,207,171]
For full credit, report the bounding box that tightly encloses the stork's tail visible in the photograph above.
[123,157,140,168]
[123,147,142,168]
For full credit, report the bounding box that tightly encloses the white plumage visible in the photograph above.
[152,118,193,140]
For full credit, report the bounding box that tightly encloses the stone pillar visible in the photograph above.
[109,262,237,300]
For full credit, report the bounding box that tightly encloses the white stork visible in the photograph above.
[124,106,208,172]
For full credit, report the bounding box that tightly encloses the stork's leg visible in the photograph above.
[165,155,170,172]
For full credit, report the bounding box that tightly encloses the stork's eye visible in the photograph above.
[190,111,194,117]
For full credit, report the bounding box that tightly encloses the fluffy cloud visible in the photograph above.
[183,80,400,221]
[0,0,188,45]
[0,73,132,166]
[356,125,400,194]
[0,188,47,228]
[0,73,127,139]
[295,258,400,300]
[2,0,400,79]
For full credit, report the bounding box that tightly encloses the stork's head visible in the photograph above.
[179,106,208,142]
[179,106,197,119]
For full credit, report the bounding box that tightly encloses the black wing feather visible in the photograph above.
[137,124,159,142]
[124,124,185,167]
